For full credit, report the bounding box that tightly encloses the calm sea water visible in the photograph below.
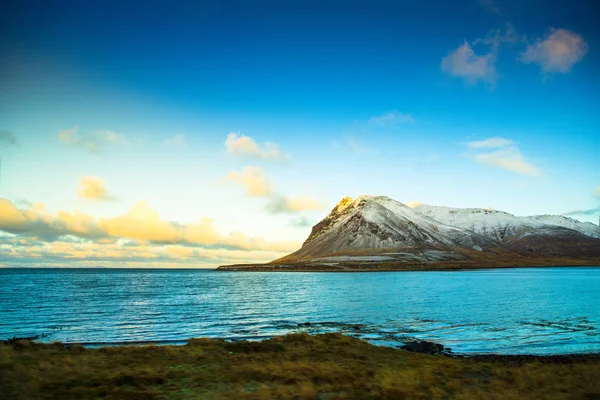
[1,267,598,354]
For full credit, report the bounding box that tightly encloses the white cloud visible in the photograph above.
[441,42,497,84]
[77,176,115,201]
[474,147,540,177]
[521,29,588,74]
[466,137,514,148]
[58,127,128,153]
[225,132,285,161]
[162,134,186,147]
[369,110,415,126]
[466,137,540,177]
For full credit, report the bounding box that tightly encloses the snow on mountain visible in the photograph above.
[370,196,494,247]
[527,215,600,239]
[407,203,593,243]
[299,195,443,254]
[284,195,501,262]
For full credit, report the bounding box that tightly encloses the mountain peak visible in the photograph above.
[334,196,354,213]
[333,194,385,212]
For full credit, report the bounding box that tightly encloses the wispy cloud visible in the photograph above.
[563,207,600,217]
[332,137,371,155]
[466,137,541,177]
[521,29,588,75]
[58,127,128,153]
[441,42,497,85]
[474,148,540,177]
[77,176,115,201]
[478,0,500,15]
[473,23,525,49]
[225,132,286,161]
[162,134,186,147]
[266,194,323,214]
[442,24,526,86]
[287,217,316,228]
[0,130,17,146]
[466,137,514,148]
[222,166,322,214]
[369,110,415,126]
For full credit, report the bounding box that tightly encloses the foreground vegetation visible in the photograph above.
[1,333,599,399]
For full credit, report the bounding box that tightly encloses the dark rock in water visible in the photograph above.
[401,340,445,355]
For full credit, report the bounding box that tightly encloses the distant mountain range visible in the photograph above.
[218,195,600,271]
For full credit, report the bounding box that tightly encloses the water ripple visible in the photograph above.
[1,267,599,354]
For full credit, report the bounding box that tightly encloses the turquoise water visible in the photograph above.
[0,267,598,354]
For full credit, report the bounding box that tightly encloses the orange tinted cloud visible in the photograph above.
[0,236,293,268]
[223,166,323,214]
[78,176,114,201]
[222,166,272,197]
[521,29,588,74]
[0,198,299,253]
[225,132,285,161]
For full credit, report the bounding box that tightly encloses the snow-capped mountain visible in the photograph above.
[527,215,600,239]
[275,195,600,264]
[279,195,503,262]
[409,203,600,242]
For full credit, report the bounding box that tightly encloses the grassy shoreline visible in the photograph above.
[2,333,599,399]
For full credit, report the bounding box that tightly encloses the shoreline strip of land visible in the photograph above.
[2,333,599,399]
[217,258,600,272]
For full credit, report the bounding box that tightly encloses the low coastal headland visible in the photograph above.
[217,255,600,272]
[2,333,599,399]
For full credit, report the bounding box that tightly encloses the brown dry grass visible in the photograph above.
[1,333,599,399]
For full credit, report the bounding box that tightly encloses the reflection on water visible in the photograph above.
[0,267,598,354]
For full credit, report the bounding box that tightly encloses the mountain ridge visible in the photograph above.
[218,195,600,271]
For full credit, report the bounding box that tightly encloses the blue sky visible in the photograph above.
[1,0,599,267]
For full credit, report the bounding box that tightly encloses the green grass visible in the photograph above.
[1,333,599,399]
